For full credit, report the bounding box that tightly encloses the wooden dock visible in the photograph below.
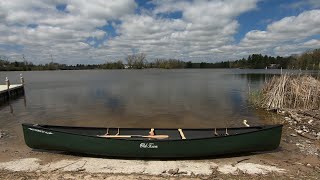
[0,76,25,105]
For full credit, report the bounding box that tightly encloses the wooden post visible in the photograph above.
[5,77,10,89]
[20,74,25,85]
[5,77,10,100]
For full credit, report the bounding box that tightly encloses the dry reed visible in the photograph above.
[258,74,320,110]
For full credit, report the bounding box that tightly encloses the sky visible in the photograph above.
[0,0,320,64]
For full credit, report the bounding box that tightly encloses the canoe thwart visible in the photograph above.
[115,128,120,136]
[104,128,109,135]
[214,128,218,136]
[178,128,186,139]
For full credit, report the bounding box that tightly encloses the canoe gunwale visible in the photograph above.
[22,123,283,142]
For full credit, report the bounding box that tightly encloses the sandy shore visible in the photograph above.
[0,111,319,179]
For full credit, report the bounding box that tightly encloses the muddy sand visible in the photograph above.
[0,111,319,179]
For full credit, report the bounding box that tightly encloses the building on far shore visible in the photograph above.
[268,64,280,69]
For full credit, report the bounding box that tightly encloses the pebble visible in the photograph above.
[0,132,5,138]
[296,130,303,134]
[290,134,297,137]
[308,120,313,124]
[306,164,312,167]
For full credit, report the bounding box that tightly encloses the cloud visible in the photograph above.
[0,0,137,63]
[235,10,320,57]
[273,39,320,56]
[100,0,259,60]
[0,0,319,64]
[284,0,320,10]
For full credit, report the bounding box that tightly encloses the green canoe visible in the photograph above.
[22,123,282,158]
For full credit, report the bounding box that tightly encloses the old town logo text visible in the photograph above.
[139,143,158,149]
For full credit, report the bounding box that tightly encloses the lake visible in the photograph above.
[0,69,293,132]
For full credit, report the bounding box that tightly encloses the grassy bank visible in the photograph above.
[250,74,320,110]
[250,74,320,141]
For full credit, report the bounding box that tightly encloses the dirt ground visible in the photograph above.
[0,110,319,179]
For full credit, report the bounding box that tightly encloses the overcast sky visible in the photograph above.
[0,0,320,64]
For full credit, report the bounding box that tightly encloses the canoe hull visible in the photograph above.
[22,124,282,158]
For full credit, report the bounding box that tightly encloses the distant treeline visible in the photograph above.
[1,49,320,71]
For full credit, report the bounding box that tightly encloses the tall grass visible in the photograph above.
[252,74,320,110]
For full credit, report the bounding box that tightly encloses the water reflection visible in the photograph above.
[0,69,287,130]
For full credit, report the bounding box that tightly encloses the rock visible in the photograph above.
[168,168,179,175]
[306,164,312,167]
[76,168,85,172]
[296,130,303,134]
[306,140,312,144]
[285,117,291,120]
[0,131,4,138]
[290,134,297,137]
[308,120,313,124]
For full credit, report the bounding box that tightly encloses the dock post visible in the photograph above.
[20,74,25,85]
[5,77,11,99]
[20,73,27,106]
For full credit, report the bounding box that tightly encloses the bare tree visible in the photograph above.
[126,53,146,69]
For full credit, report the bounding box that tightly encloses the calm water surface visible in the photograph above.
[1,69,289,131]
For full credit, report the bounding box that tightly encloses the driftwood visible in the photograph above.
[297,132,318,140]
[298,111,320,120]
[285,110,301,122]
[231,158,250,167]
